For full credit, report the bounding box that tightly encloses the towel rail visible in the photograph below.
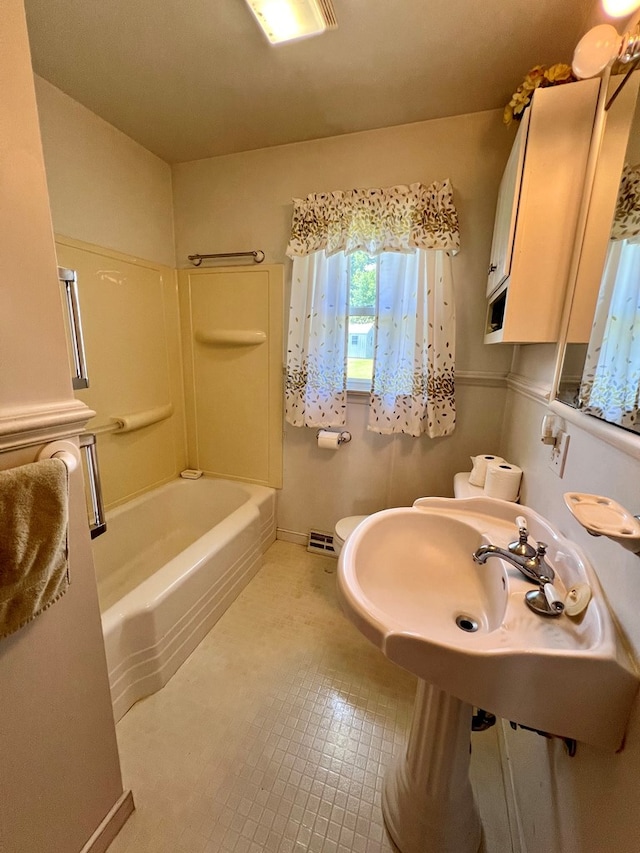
[37,440,80,473]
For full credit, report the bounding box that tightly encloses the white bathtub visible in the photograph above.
[93,477,276,721]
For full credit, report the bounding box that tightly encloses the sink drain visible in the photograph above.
[455,614,479,633]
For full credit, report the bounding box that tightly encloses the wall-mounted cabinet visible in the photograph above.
[485,78,600,344]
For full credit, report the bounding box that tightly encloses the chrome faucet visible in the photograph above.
[472,517,555,585]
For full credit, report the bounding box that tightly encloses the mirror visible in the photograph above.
[557,71,640,435]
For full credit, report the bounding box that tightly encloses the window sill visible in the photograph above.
[347,376,371,398]
[347,386,370,404]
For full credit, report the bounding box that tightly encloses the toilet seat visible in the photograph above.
[333,515,368,556]
[335,515,368,547]
[334,473,489,556]
[453,472,484,499]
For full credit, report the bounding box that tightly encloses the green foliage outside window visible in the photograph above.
[348,252,377,384]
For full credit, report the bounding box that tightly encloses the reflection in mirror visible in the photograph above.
[558,71,640,434]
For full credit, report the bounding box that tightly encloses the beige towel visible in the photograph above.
[0,458,69,639]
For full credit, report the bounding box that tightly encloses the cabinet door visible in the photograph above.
[486,112,530,297]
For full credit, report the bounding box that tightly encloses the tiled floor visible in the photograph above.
[107,541,512,853]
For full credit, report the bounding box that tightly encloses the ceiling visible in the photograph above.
[24,0,598,164]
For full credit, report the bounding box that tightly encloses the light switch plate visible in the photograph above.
[548,431,570,477]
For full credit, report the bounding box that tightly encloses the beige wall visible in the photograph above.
[0,31,71,416]
[34,76,175,267]
[172,112,516,535]
[1,2,126,850]
[499,345,640,852]
[173,111,515,376]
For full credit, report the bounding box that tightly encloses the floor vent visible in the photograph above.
[307,530,336,556]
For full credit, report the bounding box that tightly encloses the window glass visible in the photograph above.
[347,252,377,388]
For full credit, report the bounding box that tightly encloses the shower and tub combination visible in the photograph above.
[55,241,284,722]
[93,476,276,721]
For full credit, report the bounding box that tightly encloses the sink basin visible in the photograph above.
[340,510,507,645]
[338,496,638,750]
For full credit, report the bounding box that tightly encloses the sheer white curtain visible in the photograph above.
[285,252,349,427]
[369,250,455,436]
[580,239,640,429]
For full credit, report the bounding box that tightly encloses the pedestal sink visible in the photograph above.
[337,497,638,853]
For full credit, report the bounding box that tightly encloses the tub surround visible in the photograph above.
[179,264,284,488]
[55,237,187,510]
[94,477,276,721]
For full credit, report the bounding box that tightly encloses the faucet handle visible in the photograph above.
[509,516,537,558]
[535,541,555,583]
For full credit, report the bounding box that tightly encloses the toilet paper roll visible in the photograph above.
[484,462,523,502]
[317,429,341,450]
[469,454,504,487]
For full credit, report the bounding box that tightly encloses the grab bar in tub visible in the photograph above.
[58,267,90,390]
[89,403,174,436]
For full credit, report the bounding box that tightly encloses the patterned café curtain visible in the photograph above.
[284,181,459,437]
[580,164,640,429]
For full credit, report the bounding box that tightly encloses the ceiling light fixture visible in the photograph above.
[602,0,640,18]
[244,0,337,45]
[572,19,640,78]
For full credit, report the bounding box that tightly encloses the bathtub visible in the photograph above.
[92,477,276,721]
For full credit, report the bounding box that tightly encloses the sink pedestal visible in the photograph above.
[382,680,481,853]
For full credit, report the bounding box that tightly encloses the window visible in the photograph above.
[284,180,459,436]
[580,239,640,431]
[347,252,377,390]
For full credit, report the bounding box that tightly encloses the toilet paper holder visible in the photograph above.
[316,429,352,445]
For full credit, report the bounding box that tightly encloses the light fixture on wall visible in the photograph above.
[244,0,337,44]
[572,16,640,78]
[602,0,640,18]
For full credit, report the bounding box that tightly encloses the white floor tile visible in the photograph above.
[107,541,512,852]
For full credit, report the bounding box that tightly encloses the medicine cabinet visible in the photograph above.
[485,78,600,344]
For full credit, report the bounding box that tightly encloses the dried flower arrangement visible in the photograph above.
[503,64,577,125]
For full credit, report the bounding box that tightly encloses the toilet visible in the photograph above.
[333,472,482,556]
[333,515,369,557]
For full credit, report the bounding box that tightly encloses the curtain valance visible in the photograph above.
[286,180,460,258]
[611,163,640,243]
